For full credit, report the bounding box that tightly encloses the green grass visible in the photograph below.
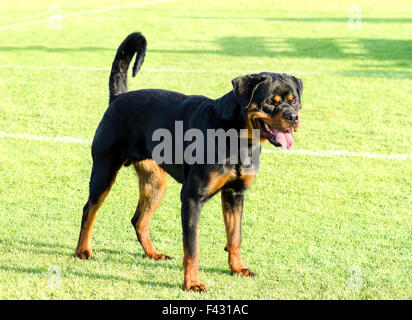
[0,0,411,299]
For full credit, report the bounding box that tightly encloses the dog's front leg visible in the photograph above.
[221,189,255,277]
[181,184,206,292]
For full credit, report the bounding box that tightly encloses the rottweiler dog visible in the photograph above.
[75,33,303,292]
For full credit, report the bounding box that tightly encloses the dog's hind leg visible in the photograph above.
[75,157,122,259]
[132,160,170,260]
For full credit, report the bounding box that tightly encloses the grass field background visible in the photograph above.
[0,0,411,299]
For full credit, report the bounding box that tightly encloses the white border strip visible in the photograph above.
[1,131,410,161]
[0,65,410,78]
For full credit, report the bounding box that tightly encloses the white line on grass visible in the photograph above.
[64,16,327,22]
[262,149,411,160]
[0,0,174,31]
[0,65,110,71]
[0,65,410,78]
[1,131,410,161]
[0,131,90,144]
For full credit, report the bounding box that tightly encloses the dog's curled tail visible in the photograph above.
[109,32,147,104]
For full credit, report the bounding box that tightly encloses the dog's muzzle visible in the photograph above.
[256,119,294,149]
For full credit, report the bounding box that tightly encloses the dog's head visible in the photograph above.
[218,72,303,149]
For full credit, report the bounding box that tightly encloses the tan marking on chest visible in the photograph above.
[207,171,236,196]
[239,173,256,189]
[207,171,256,196]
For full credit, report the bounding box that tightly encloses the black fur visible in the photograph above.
[109,32,147,104]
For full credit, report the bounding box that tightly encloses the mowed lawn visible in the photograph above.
[0,0,411,299]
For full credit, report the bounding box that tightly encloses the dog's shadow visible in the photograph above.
[1,238,229,287]
[0,263,178,290]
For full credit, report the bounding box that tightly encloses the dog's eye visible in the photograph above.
[288,94,294,101]
[266,95,281,106]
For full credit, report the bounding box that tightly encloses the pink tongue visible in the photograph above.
[274,130,294,149]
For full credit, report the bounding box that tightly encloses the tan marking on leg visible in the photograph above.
[221,183,255,277]
[183,249,205,292]
[132,160,169,260]
[75,168,120,259]
[222,196,244,274]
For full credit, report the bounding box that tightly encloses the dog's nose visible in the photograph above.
[284,111,299,123]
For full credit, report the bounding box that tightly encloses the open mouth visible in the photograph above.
[256,120,294,149]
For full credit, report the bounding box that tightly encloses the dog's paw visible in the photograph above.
[183,283,206,292]
[147,252,173,260]
[75,248,93,260]
[231,268,256,277]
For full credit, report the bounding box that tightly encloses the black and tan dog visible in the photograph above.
[75,33,303,292]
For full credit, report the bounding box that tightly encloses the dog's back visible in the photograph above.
[96,32,216,165]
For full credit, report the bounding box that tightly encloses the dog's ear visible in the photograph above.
[291,76,303,101]
[232,74,268,110]
[215,74,268,120]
